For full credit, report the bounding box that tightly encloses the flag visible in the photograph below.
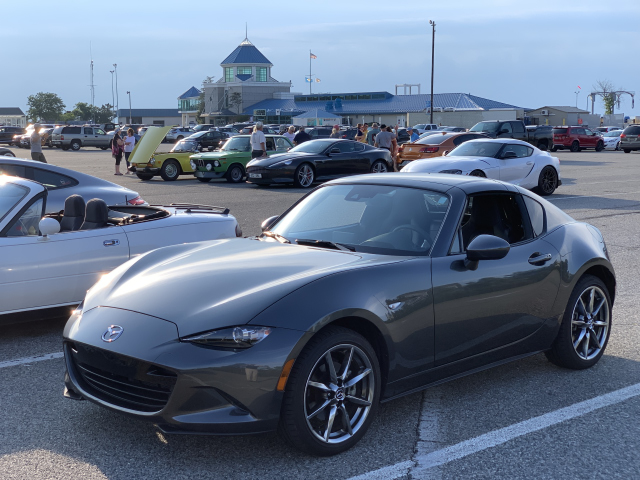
[315,78,321,83]
[305,77,312,83]
[310,53,317,59]
[578,86,581,89]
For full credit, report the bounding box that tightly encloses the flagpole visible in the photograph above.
[309,50,312,95]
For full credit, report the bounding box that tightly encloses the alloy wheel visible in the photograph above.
[540,167,557,195]
[371,161,388,173]
[571,286,610,361]
[297,164,314,188]
[304,344,374,445]
[230,166,243,182]
[164,163,178,178]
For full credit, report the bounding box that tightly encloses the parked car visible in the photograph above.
[402,138,561,195]
[595,126,622,133]
[138,126,161,137]
[191,134,293,183]
[0,126,25,144]
[412,123,439,134]
[601,130,623,151]
[469,120,554,151]
[0,176,239,323]
[129,126,197,181]
[305,127,335,139]
[395,128,411,144]
[246,139,393,188]
[0,157,145,211]
[16,124,55,148]
[186,130,229,150]
[192,124,218,133]
[551,126,604,152]
[50,126,111,151]
[437,126,466,132]
[62,172,615,456]
[0,147,15,157]
[165,127,195,142]
[619,124,640,153]
[239,126,278,135]
[218,127,239,135]
[397,132,489,167]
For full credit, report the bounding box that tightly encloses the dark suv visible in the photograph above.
[0,126,25,144]
[620,125,640,153]
[552,126,604,152]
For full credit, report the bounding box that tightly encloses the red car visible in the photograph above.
[551,126,604,152]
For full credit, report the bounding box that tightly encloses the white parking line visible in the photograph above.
[348,381,640,480]
[0,352,64,369]
[551,190,640,201]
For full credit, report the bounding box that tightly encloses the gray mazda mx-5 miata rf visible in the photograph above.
[63,173,616,456]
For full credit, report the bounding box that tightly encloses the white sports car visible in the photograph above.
[0,176,240,322]
[401,138,562,196]
[601,130,622,151]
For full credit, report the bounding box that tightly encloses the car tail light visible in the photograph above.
[61,135,65,140]
[419,146,439,153]
[620,133,626,139]
[127,196,145,205]
[342,134,347,138]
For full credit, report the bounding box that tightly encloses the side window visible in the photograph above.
[84,128,94,135]
[338,142,355,153]
[5,197,44,237]
[453,134,471,146]
[275,138,290,150]
[510,144,532,158]
[584,129,593,135]
[523,196,545,237]
[499,123,513,134]
[31,169,78,190]
[454,194,532,252]
[353,142,365,152]
[0,164,26,177]
[265,138,275,151]
[96,129,106,135]
[511,122,525,133]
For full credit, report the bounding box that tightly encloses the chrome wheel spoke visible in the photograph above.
[593,320,608,327]
[572,319,587,327]
[577,298,588,316]
[345,395,372,407]
[573,328,587,349]
[325,352,338,384]
[308,381,331,392]
[323,405,338,442]
[339,347,354,381]
[589,328,603,349]
[307,399,331,420]
[339,404,353,436]
[345,368,372,388]
[588,288,595,313]
[592,298,606,317]
[583,331,590,358]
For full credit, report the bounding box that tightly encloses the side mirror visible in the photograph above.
[464,234,510,270]
[502,151,518,159]
[39,217,60,237]
[261,215,279,232]
[329,147,340,155]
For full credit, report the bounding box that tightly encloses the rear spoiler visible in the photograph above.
[168,203,230,215]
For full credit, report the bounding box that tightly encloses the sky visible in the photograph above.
[2,1,638,116]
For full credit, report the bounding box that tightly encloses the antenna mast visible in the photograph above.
[89,42,96,118]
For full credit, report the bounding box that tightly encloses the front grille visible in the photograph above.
[195,159,206,167]
[67,342,177,413]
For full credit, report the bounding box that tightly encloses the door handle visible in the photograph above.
[526,161,533,165]
[528,253,552,265]
[103,239,120,247]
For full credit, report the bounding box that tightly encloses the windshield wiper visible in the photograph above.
[261,231,291,244]
[295,239,356,252]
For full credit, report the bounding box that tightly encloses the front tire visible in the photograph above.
[623,149,631,153]
[469,169,486,177]
[136,174,153,181]
[545,275,612,369]
[370,160,388,173]
[570,141,580,152]
[279,326,381,456]
[225,164,245,183]
[160,159,181,181]
[197,177,212,183]
[595,141,604,152]
[294,163,315,188]
[537,165,558,196]
[536,141,548,151]
[551,146,559,152]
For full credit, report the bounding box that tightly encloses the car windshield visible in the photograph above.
[221,136,251,152]
[415,134,452,145]
[0,180,29,222]
[448,141,503,157]
[269,184,450,255]
[289,140,334,154]
[469,122,500,133]
[603,131,621,137]
[171,140,199,153]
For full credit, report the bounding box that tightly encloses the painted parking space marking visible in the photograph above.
[0,352,63,369]
[550,190,640,201]
[348,382,640,480]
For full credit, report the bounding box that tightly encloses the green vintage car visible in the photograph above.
[191,134,293,183]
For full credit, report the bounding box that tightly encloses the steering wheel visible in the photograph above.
[391,224,431,249]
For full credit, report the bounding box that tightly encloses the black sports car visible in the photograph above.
[245,139,393,187]
[63,173,615,456]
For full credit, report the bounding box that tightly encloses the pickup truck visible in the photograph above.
[469,120,553,151]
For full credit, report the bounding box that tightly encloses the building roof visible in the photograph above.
[0,107,25,116]
[116,108,179,117]
[244,92,520,116]
[532,106,589,114]
[178,87,201,99]
[221,38,272,66]
[295,109,342,119]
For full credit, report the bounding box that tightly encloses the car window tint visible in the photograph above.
[275,138,290,150]
[0,164,26,177]
[624,126,640,135]
[500,123,513,133]
[338,142,355,153]
[265,138,275,151]
[84,128,94,135]
[31,169,78,190]
[96,129,106,135]
[523,196,545,236]
[511,122,525,133]
[63,127,81,134]
[505,144,531,158]
[5,197,43,237]
[457,194,531,251]
[453,134,470,146]
[353,142,365,152]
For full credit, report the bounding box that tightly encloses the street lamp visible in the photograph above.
[109,70,115,118]
[113,64,119,120]
[429,20,436,124]
[127,91,132,124]
[574,90,580,108]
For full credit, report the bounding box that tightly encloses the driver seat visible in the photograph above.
[60,195,85,232]
[80,198,109,230]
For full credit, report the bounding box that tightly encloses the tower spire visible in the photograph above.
[240,23,253,45]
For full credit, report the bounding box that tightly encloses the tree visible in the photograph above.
[70,102,114,123]
[72,102,95,121]
[592,79,622,115]
[229,92,242,115]
[196,90,205,124]
[26,92,66,122]
[93,104,115,123]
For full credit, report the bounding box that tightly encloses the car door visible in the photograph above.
[0,196,129,314]
[583,128,598,148]
[83,127,95,146]
[321,142,357,177]
[498,144,535,184]
[496,122,514,138]
[511,121,526,140]
[431,192,561,365]
[94,128,109,147]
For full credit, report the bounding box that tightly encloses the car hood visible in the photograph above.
[129,126,172,164]
[248,152,314,167]
[81,238,401,337]
[402,155,493,173]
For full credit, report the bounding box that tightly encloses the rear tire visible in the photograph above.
[136,174,153,181]
[545,275,612,370]
[536,141,548,151]
[160,160,181,181]
[370,160,388,173]
[70,140,81,151]
[537,165,558,196]
[225,164,245,183]
[197,177,212,183]
[623,149,631,153]
[550,146,559,152]
[570,141,580,152]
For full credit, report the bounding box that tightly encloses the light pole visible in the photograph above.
[429,20,436,125]
[127,91,132,124]
[113,63,119,121]
[574,90,580,108]
[109,70,115,118]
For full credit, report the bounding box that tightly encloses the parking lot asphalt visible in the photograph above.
[1,146,639,479]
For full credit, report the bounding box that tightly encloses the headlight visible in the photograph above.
[440,169,462,174]
[182,326,272,349]
[206,163,213,171]
[190,160,196,170]
[213,160,221,167]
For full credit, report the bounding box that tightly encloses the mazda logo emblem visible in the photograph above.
[102,325,124,343]
[335,388,345,401]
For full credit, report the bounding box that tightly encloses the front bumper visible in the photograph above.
[245,167,294,185]
[133,165,160,174]
[194,169,226,179]
[63,306,304,435]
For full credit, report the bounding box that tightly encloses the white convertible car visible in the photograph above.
[0,175,240,322]
[401,139,562,196]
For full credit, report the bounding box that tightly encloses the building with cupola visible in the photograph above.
[201,37,292,125]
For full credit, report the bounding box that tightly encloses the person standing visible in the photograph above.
[293,126,311,146]
[387,126,399,168]
[374,124,398,171]
[123,128,136,174]
[359,123,369,143]
[112,128,125,175]
[30,123,47,163]
[251,122,267,158]
[366,122,380,145]
[354,123,364,143]
[330,125,341,138]
[407,126,420,143]
[283,126,296,142]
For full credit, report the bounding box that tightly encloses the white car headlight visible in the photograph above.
[182,326,272,349]
[190,160,196,170]
[206,163,213,171]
